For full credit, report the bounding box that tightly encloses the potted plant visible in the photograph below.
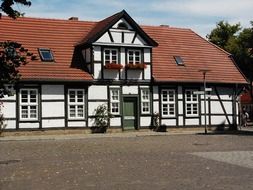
[104,63,123,70]
[91,104,113,133]
[152,112,167,132]
[0,101,6,136]
[125,63,147,69]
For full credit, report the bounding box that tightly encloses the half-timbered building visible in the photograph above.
[0,10,247,130]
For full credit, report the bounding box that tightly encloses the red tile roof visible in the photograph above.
[0,16,96,81]
[142,25,247,84]
[0,15,247,84]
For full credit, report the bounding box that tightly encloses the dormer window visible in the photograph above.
[117,22,128,30]
[104,49,118,64]
[174,56,184,66]
[128,50,141,64]
[38,48,54,62]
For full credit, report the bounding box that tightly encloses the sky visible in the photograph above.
[16,0,253,38]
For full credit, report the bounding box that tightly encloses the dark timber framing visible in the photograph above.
[214,86,231,126]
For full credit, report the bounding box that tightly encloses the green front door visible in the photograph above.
[123,97,138,130]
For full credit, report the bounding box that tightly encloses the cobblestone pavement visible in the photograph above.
[191,151,253,169]
[0,134,253,190]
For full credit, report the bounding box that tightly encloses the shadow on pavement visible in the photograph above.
[196,128,253,136]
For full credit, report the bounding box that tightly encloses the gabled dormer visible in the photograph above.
[77,10,158,81]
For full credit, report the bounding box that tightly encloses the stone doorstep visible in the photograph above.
[1,127,204,137]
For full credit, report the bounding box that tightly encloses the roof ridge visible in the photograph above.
[141,24,191,31]
[0,15,97,23]
[189,29,231,56]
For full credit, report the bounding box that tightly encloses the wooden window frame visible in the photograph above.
[104,48,118,64]
[127,49,141,64]
[68,89,85,120]
[185,89,199,117]
[19,89,38,121]
[110,88,120,115]
[141,88,150,114]
[161,89,176,117]
[38,48,54,62]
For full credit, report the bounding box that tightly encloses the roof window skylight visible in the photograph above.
[174,56,184,66]
[38,48,54,62]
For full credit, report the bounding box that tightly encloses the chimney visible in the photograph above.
[160,24,170,27]
[68,17,78,21]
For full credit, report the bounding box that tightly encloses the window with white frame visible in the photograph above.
[161,89,175,117]
[141,89,150,114]
[185,89,198,116]
[20,89,38,120]
[104,49,118,64]
[68,89,85,119]
[110,89,120,114]
[128,50,141,64]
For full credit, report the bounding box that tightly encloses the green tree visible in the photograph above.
[207,21,253,99]
[0,0,32,98]
[0,0,31,132]
[0,0,31,18]
[206,21,241,52]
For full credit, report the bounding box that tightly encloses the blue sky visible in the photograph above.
[16,0,253,38]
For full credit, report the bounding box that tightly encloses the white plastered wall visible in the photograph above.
[1,94,16,129]
[41,85,65,128]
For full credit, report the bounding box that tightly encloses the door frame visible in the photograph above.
[122,95,140,130]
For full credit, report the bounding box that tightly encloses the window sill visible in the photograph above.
[19,119,39,123]
[68,118,86,121]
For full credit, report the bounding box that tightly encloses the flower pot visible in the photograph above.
[125,63,147,69]
[104,63,123,70]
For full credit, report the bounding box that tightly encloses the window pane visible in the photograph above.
[21,91,28,103]
[39,49,54,61]
[21,106,28,118]
[174,56,184,65]
[193,104,198,114]
[162,91,168,102]
[112,50,117,55]
[163,104,168,115]
[69,91,76,102]
[135,51,140,63]
[142,102,149,113]
[30,90,37,103]
[112,56,117,63]
[112,90,119,100]
[111,103,119,113]
[69,105,76,118]
[30,106,37,118]
[169,104,175,115]
[40,50,53,61]
[77,105,84,117]
[77,91,83,102]
[105,50,110,63]
[128,51,134,64]
[105,56,110,63]
[129,56,133,64]
[142,90,149,100]
[129,51,133,56]
[186,104,192,114]
[192,94,197,101]
[135,56,140,63]
[169,91,174,101]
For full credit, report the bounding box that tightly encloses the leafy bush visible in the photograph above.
[0,101,6,135]
[92,104,113,133]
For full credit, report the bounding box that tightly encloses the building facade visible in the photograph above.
[0,10,247,130]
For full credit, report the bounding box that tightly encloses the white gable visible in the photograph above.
[133,34,147,45]
[96,32,111,43]
[112,18,133,30]
[94,18,149,46]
